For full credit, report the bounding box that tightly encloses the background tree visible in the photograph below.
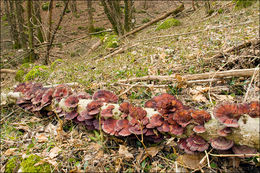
[27,0,36,62]
[4,0,21,49]
[87,0,95,32]
[100,0,135,36]
[15,0,27,48]
[33,1,45,43]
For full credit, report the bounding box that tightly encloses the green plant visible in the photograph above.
[5,156,21,173]
[156,18,181,31]
[20,155,53,172]
[218,8,224,14]
[234,0,256,8]
[42,2,49,11]
[104,34,119,49]
[142,18,150,24]
[15,69,25,82]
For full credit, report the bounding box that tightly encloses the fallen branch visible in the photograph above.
[96,43,139,62]
[86,39,103,56]
[121,4,184,38]
[118,68,259,83]
[0,69,17,74]
[209,39,260,60]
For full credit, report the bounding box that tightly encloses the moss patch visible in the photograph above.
[20,155,53,173]
[156,18,181,31]
[5,156,21,173]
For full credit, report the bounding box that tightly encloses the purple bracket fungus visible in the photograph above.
[217,127,232,137]
[64,95,79,109]
[210,137,234,150]
[93,90,118,103]
[101,105,115,118]
[193,125,206,133]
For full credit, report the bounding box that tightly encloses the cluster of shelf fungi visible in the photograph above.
[14,82,259,157]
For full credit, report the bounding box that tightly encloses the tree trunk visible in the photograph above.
[33,1,45,43]
[4,0,21,49]
[124,0,134,32]
[45,0,54,65]
[204,0,211,15]
[15,0,27,48]
[27,0,36,62]
[70,0,77,15]
[100,0,124,36]
[87,0,94,33]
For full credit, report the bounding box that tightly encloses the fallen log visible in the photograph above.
[121,4,184,38]
[3,82,260,153]
[118,68,259,83]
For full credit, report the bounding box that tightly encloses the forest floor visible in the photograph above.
[1,1,259,172]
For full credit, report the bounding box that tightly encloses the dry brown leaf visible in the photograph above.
[29,117,41,122]
[36,133,48,143]
[136,148,145,164]
[4,148,17,156]
[145,146,163,158]
[213,94,234,101]
[177,153,205,170]
[49,147,61,159]
[192,94,208,103]
[118,145,133,159]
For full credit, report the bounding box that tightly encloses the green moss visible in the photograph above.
[20,155,52,173]
[104,34,119,49]
[5,156,21,173]
[15,69,25,82]
[156,18,181,31]
[24,65,49,81]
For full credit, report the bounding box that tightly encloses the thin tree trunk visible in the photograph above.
[5,0,21,49]
[101,0,124,36]
[87,0,94,32]
[44,0,69,65]
[70,0,77,15]
[45,0,54,65]
[33,1,45,43]
[124,0,134,32]
[15,0,27,48]
[27,0,36,62]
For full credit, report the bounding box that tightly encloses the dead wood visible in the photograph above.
[0,69,17,74]
[96,43,139,62]
[209,39,260,60]
[86,39,103,56]
[121,4,184,38]
[118,68,259,83]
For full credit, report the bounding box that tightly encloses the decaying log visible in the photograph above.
[5,87,260,150]
[118,68,259,83]
[121,4,184,38]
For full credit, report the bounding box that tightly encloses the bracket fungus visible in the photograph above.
[8,82,260,155]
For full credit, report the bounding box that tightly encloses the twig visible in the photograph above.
[0,69,17,74]
[0,111,15,123]
[118,82,140,97]
[96,43,139,62]
[243,66,259,103]
[209,153,260,157]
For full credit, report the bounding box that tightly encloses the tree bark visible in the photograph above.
[100,0,124,36]
[15,0,27,48]
[70,0,77,15]
[87,0,94,33]
[4,0,21,49]
[33,1,45,43]
[27,0,36,62]
[124,0,134,32]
